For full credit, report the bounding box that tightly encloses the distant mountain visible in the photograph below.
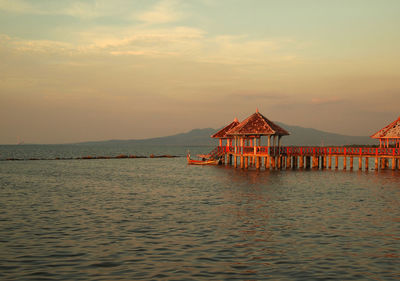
[274,122,375,146]
[77,122,377,146]
[78,128,217,146]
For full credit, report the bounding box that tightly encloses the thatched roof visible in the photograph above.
[211,118,240,138]
[227,111,290,136]
[371,116,400,139]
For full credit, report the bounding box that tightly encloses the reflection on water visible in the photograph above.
[0,151,399,280]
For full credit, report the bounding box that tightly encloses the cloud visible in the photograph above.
[1,30,303,74]
[0,0,302,65]
[0,0,35,14]
[62,1,101,20]
[230,92,288,101]
[310,97,345,105]
[0,0,121,20]
[0,34,77,57]
[135,0,183,24]
[74,26,206,58]
[195,35,302,65]
[1,26,303,76]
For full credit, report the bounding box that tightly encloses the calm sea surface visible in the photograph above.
[0,144,399,280]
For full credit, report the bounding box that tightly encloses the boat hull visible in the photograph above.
[187,159,219,165]
[187,154,219,165]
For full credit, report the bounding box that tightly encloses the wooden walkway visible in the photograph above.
[216,146,400,171]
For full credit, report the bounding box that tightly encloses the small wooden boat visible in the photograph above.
[187,153,220,165]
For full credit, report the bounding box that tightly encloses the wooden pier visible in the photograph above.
[208,110,400,172]
[215,146,400,171]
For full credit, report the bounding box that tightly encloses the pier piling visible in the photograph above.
[286,156,291,169]
[306,156,311,169]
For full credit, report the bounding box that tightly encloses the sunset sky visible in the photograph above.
[1,0,399,144]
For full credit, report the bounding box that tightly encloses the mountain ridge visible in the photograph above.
[76,122,376,146]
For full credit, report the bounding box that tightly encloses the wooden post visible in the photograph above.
[256,156,260,169]
[292,156,297,169]
[286,156,291,169]
[271,156,276,169]
[265,156,270,169]
[335,155,339,169]
[365,157,369,171]
[245,156,248,169]
[328,156,332,169]
[381,158,386,170]
[278,156,282,169]
[350,157,353,170]
[375,157,379,170]
[343,156,347,170]
[241,137,244,157]
[392,157,396,171]
[306,156,311,169]
[299,156,304,169]
[323,156,327,169]
[240,156,244,169]
[315,156,319,169]
[358,157,362,170]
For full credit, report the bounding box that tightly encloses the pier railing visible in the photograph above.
[218,146,400,157]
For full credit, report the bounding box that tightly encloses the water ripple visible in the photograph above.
[0,155,399,280]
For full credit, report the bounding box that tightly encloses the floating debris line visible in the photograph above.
[1,154,180,161]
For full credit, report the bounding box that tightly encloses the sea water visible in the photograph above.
[0,144,399,280]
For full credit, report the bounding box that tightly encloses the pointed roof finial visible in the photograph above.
[234,117,238,122]
[227,111,290,136]
[256,108,259,113]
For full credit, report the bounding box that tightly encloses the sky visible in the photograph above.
[0,0,399,144]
